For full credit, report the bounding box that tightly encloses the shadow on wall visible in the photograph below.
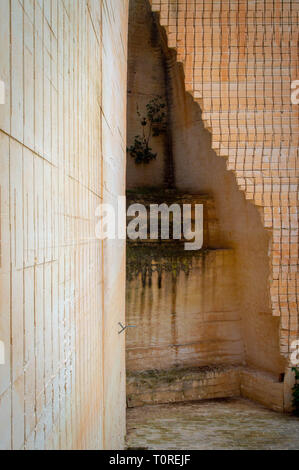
[126,0,286,378]
[163,47,286,378]
[127,0,173,188]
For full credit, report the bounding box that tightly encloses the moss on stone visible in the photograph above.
[127,243,208,286]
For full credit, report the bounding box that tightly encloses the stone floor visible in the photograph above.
[127,398,299,450]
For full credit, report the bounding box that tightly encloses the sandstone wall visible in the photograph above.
[127,0,286,382]
[127,366,285,412]
[148,0,298,382]
[127,249,244,372]
[163,33,284,376]
[0,0,128,450]
[125,187,245,375]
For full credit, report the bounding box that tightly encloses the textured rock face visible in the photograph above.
[126,0,297,412]
[127,366,285,412]
[125,189,243,373]
[148,0,298,370]
[127,246,243,371]
[0,0,128,450]
[127,0,171,188]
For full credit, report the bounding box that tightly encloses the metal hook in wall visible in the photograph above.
[118,322,136,335]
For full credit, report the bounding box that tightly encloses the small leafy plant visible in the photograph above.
[292,367,299,416]
[127,96,166,164]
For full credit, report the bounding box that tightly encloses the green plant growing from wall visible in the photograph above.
[127,96,166,164]
[292,367,299,416]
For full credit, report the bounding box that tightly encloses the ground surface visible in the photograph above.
[127,398,299,450]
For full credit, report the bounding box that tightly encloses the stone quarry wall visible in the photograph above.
[145,0,298,403]
[160,25,284,377]
[149,0,298,370]
[127,0,286,375]
[126,0,298,411]
[0,0,128,450]
[127,249,243,371]
[126,190,245,373]
[126,1,245,379]
[127,366,285,412]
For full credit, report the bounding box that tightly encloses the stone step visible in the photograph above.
[127,365,284,413]
[127,365,241,408]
